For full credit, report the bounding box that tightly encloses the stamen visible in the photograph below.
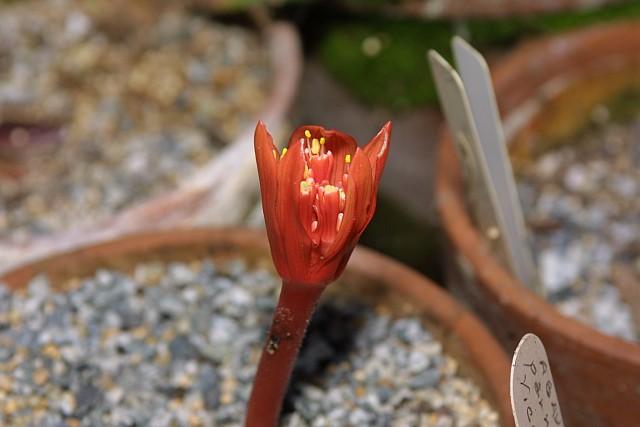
[296,131,351,250]
[281,147,287,158]
[272,150,277,159]
[311,138,320,155]
[300,181,312,194]
[323,185,338,193]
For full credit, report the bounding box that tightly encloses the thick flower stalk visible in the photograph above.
[246,122,391,426]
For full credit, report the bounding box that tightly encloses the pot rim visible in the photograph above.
[0,21,303,272]
[344,0,622,19]
[0,227,514,426]
[436,21,640,364]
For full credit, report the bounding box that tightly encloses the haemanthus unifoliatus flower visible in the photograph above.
[246,122,391,427]
[254,121,391,286]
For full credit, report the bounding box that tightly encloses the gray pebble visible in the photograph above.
[0,258,497,426]
[409,369,441,389]
[169,335,200,360]
[519,118,640,341]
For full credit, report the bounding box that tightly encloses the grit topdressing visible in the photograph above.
[0,259,498,426]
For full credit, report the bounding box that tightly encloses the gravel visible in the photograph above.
[518,112,640,341]
[0,0,271,242]
[0,258,499,427]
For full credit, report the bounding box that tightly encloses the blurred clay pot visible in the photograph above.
[1,228,515,427]
[0,21,302,272]
[436,21,640,426]
[188,0,623,18]
[343,0,624,19]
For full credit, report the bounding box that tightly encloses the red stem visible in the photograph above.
[245,280,325,427]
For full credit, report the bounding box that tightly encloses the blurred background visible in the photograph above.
[3,2,640,425]
[1,0,639,282]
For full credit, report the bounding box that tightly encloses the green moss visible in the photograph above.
[318,1,640,110]
[319,17,452,110]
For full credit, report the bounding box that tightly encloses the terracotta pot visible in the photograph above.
[344,0,624,19]
[0,21,302,273]
[0,228,515,426]
[187,0,623,18]
[436,22,640,426]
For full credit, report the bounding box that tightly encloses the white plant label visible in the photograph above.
[429,45,544,296]
[452,36,541,296]
[511,333,564,427]
[428,50,501,243]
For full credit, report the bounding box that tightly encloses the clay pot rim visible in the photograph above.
[344,0,622,19]
[0,21,303,272]
[0,227,514,426]
[436,21,640,364]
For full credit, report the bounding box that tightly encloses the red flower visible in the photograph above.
[254,122,391,286]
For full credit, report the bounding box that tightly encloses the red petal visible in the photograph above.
[319,129,357,185]
[363,121,392,190]
[254,121,278,203]
[287,125,355,151]
[288,125,322,147]
[324,148,373,260]
[347,148,375,232]
[275,137,311,281]
[254,121,284,271]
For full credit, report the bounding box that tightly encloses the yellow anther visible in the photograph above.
[272,150,277,159]
[323,184,338,194]
[304,129,311,138]
[281,147,287,158]
[320,137,325,145]
[300,180,312,194]
[345,154,352,164]
[311,138,320,155]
